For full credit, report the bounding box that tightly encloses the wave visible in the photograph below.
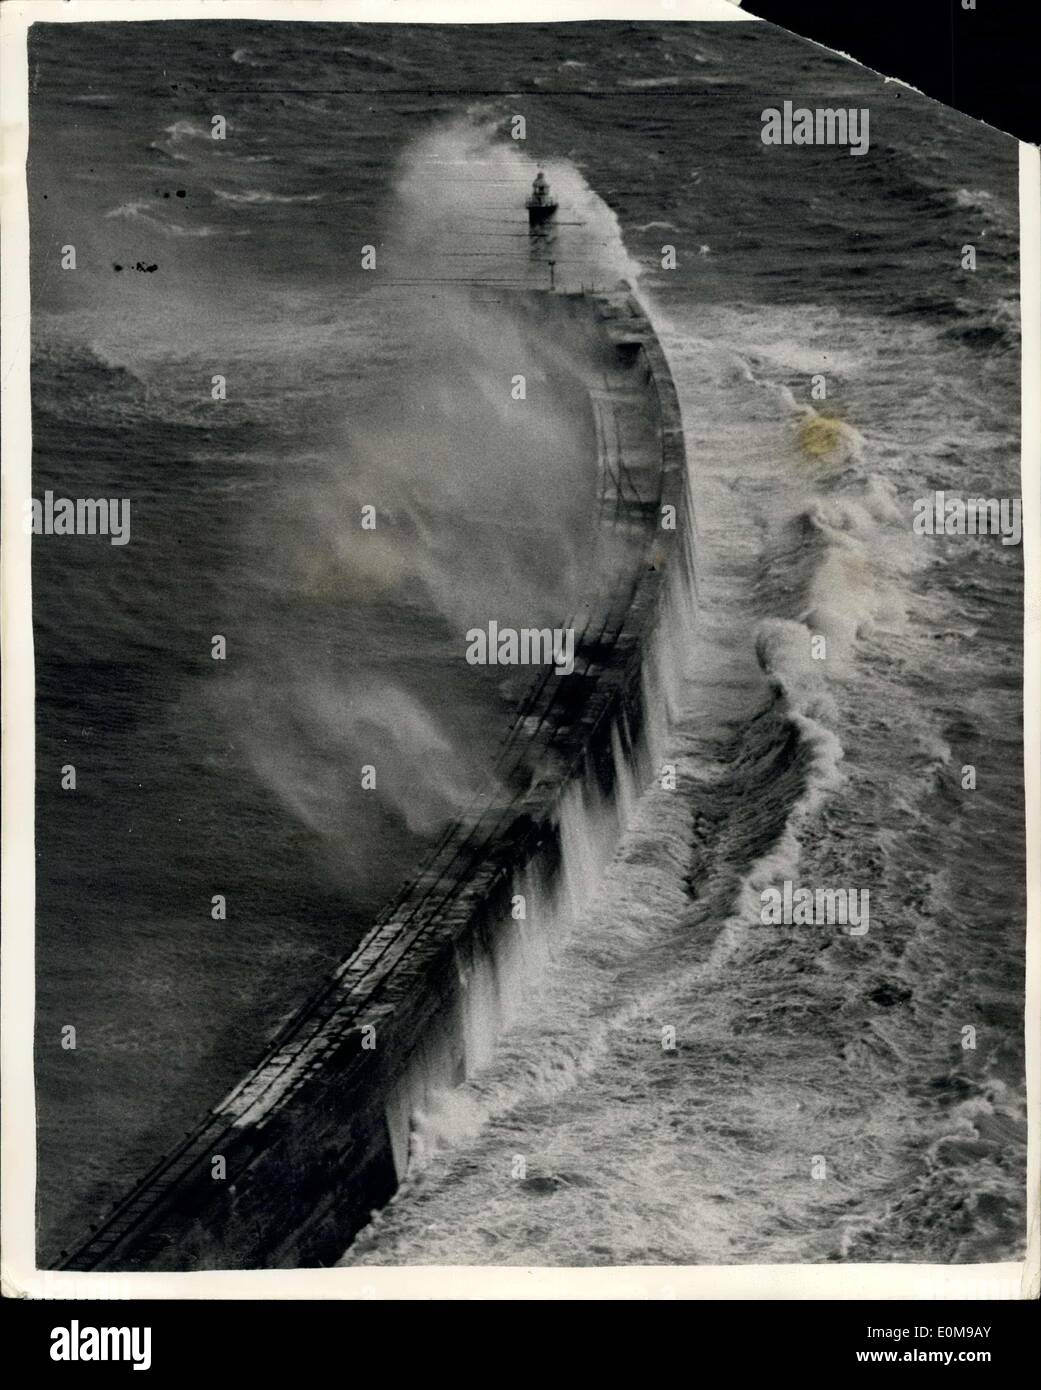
[344,325,878,1259]
[953,186,995,213]
[103,201,224,238]
[214,188,323,205]
[621,76,682,88]
[162,119,210,142]
[345,279,1024,1265]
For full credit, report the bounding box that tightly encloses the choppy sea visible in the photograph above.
[29,19,1024,1264]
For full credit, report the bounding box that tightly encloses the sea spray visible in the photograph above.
[223,119,646,888]
[375,373,698,1181]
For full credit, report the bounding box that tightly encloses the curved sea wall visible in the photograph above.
[61,285,697,1271]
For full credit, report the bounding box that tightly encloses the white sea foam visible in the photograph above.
[344,277,1026,1268]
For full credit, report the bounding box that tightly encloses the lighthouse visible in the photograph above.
[526,171,558,228]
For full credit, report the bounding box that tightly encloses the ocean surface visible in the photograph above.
[29,19,1025,1265]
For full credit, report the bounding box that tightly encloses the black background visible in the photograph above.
[3,1296,1038,1374]
[750,0,1039,144]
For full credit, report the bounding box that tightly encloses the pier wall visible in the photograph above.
[62,288,696,1271]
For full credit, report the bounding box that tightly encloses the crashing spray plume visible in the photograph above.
[227,117,647,886]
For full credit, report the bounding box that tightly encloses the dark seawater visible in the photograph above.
[30,20,1024,1265]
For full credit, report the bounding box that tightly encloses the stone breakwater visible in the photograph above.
[61,284,696,1271]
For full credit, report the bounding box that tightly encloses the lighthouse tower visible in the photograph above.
[526,171,558,228]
